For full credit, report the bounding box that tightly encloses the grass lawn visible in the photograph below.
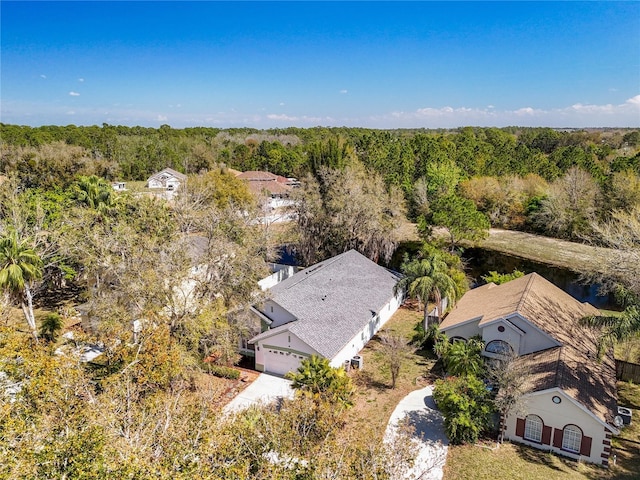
[341,303,438,437]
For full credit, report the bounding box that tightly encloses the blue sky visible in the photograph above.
[2,1,639,128]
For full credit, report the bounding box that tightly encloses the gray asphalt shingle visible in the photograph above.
[251,250,401,359]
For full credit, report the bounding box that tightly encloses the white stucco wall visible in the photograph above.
[330,291,404,368]
[253,330,320,375]
[506,314,559,354]
[260,300,297,328]
[166,178,181,190]
[440,319,482,341]
[258,266,297,291]
[504,389,615,465]
[482,319,523,356]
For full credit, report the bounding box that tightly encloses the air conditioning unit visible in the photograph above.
[618,406,632,426]
[351,355,363,369]
[344,359,351,372]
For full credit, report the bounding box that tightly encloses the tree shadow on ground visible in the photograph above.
[402,408,448,447]
[352,369,390,392]
[512,443,570,473]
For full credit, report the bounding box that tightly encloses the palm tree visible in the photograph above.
[396,251,465,329]
[286,355,354,407]
[74,175,115,213]
[443,338,485,377]
[582,287,640,359]
[40,312,64,342]
[0,229,43,340]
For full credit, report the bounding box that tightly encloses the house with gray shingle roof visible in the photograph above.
[440,273,619,466]
[249,250,404,376]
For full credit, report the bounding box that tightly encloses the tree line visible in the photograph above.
[2,124,638,241]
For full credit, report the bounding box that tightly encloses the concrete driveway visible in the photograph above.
[385,385,448,480]
[223,373,294,414]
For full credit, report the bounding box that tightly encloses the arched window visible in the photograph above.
[485,340,513,355]
[562,425,582,453]
[524,415,543,442]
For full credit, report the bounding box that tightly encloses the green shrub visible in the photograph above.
[433,375,494,444]
[207,364,241,380]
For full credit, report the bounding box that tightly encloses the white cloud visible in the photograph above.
[384,95,640,128]
[279,102,285,106]
[339,89,348,94]
[267,113,329,124]
[4,94,638,129]
[514,107,542,116]
[78,78,84,82]
[40,74,47,79]
[69,91,80,96]
[626,94,640,105]
[267,113,298,121]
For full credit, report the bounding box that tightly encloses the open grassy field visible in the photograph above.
[477,228,623,275]
[396,222,624,276]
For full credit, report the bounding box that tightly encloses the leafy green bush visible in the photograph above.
[433,375,494,444]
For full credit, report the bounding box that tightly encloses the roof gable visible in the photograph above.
[442,273,617,427]
[148,168,187,183]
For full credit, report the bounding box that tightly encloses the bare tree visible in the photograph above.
[486,351,531,443]
[291,163,406,265]
[589,207,640,296]
[379,332,410,389]
[535,167,600,240]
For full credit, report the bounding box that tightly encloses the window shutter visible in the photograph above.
[515,418,525,437]
[541,425,552,445]
[580,435,592,456]
[553,428,563,448]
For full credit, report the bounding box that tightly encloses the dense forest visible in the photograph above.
[2,123,639,242]
[1,123,639,478]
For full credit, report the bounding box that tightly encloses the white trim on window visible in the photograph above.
[562,425,582,453]
[524,415,543,443]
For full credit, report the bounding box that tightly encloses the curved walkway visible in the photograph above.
[385,385,448,480]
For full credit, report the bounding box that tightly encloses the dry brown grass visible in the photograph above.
[341,305,438,438]
[476,228,622,275]
[396,223,624,276]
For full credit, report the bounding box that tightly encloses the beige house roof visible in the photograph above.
[236,170,293,197]
[441,273,617,427]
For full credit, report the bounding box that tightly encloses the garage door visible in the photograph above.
[264,348,304,376]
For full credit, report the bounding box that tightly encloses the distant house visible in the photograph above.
[235,171,297,221]
[249,250,404,376]
[147,168,187,191]
[111,181,127,191]
[440,273,619,466]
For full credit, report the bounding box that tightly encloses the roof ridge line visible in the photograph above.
[283,251,348,290]
[515,273,537,313]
